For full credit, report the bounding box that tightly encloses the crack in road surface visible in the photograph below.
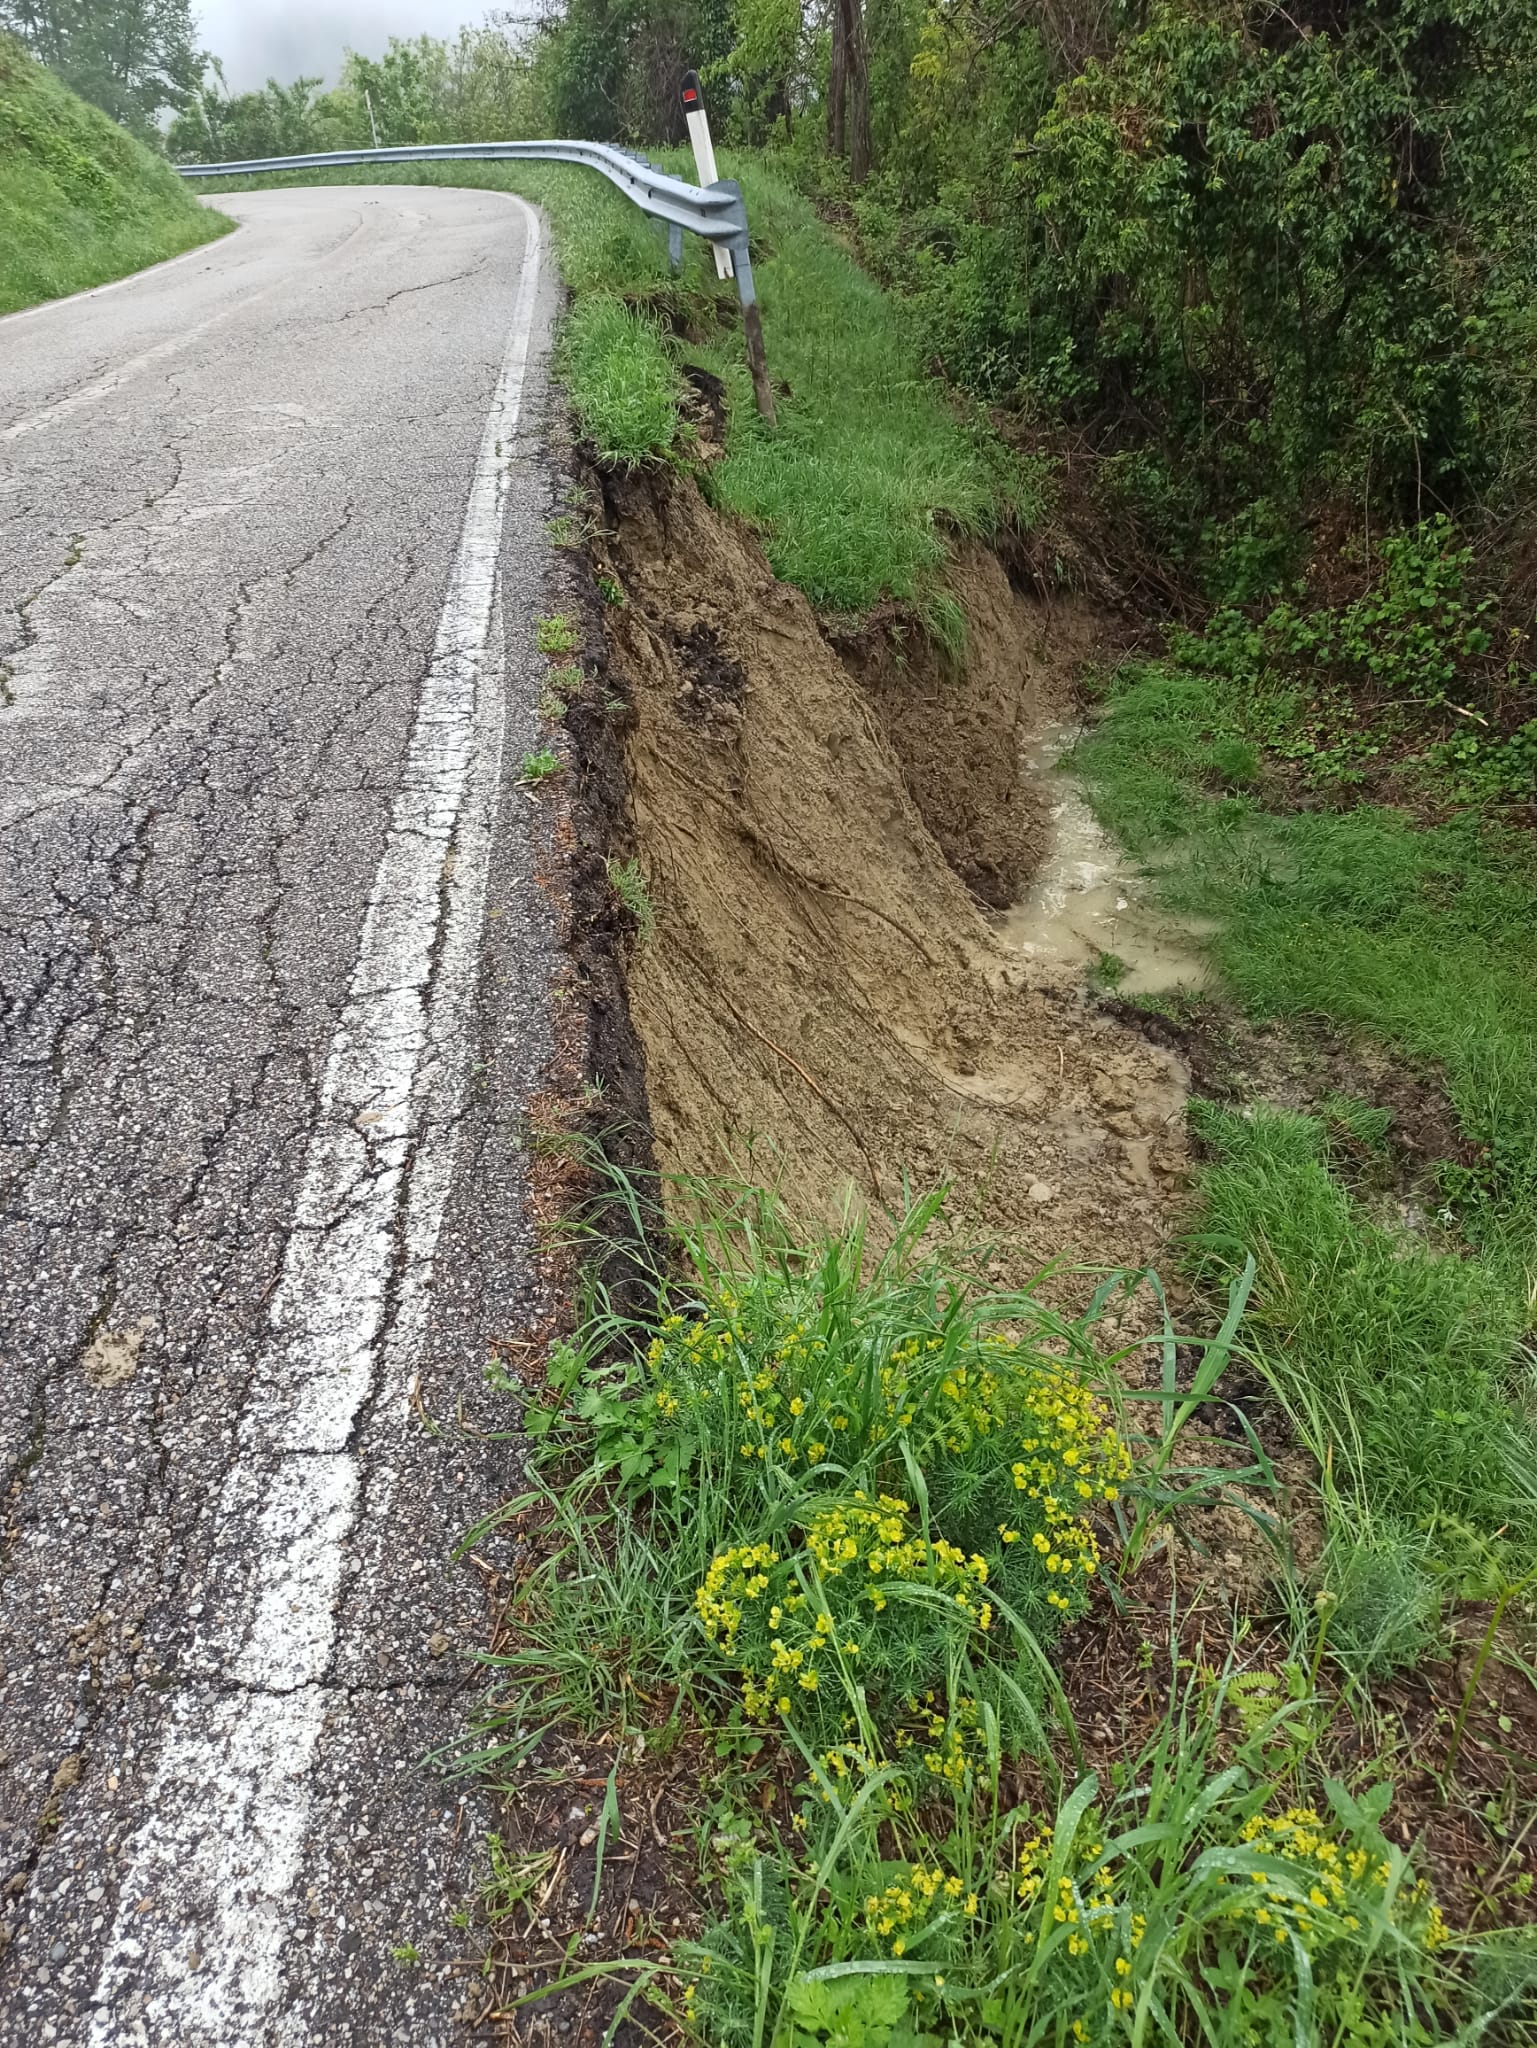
[0,187,560,2045]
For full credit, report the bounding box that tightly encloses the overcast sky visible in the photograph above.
[192,2,536,92]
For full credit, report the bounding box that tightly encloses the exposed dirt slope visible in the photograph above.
[585,463,1188,1283]
[828,546,1100,907]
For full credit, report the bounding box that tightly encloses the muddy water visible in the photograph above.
[994,719,1216,994]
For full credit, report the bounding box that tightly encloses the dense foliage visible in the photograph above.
[481,0,1537,705]
[843,0,1537,565]
[0,0,199,136]
[1022,2,1537,541]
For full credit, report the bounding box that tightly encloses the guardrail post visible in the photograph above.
[668,221,683,275]
[725,224,776,427]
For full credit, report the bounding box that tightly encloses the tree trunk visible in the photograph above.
[827,0,847,159]
[844,0,872,185]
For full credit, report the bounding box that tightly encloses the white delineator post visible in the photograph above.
[681,67,773,422]
[681,71,733,281]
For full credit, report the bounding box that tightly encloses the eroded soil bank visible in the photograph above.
[579,462,1188,1285]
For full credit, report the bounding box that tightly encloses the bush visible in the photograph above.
[852,0,1537,564]
[524,1187,1129,1773]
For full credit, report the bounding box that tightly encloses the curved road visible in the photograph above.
[0,187,560,2043]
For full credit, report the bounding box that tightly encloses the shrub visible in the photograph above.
[1186,516,1537,722]
[530,1189,1129,1765]
[1021,1,1537,545]
[851,0,1537,565]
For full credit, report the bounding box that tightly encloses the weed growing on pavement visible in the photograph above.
[547,512,601,550]
[519,747,562,784]
[535,614,581,656]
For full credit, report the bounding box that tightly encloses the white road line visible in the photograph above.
[84,193,543,2048]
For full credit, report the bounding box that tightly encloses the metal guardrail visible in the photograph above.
[178,138,777,421]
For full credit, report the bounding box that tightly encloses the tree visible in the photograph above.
[0,0,201,137]
[165,28,561,166]
[167,62,340,164]
[338,36,453,147]
[717,0,807,147]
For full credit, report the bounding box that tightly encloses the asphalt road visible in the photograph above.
[0,186,562,2044]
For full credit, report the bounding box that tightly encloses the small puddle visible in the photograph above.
[993,720,1216,994]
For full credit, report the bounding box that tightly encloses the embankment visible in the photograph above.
[574,459,1188,1285]
[0,36,232,316]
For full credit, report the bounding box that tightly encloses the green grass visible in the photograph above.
[605,856,655,943]
[675,159,1036,611]
[1070,660,1537,1554]
[462,1174,1528,2048]
[562,295,681,464]
[184,152,1042,613]
[0,34,233,315]
[1189,1102,1532,1543]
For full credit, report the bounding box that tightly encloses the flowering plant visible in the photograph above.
[694,1494,1002,1773]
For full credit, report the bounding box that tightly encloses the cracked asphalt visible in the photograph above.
[0,187,563,2043]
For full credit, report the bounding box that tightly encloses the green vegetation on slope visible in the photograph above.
[299,0,1534,577]
[675,158,1032,613]
[1071,652,1537,1560]
[0,33,231,315]
[188,154,1043,615]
